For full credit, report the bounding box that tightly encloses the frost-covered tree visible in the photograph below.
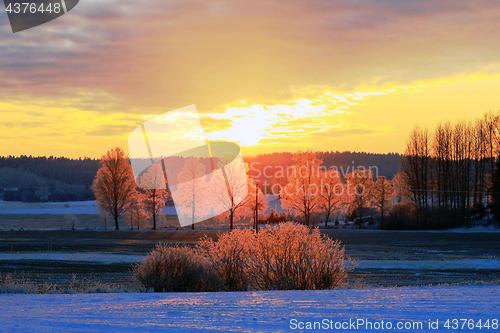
[212,157,253,230]
[174,157,210,230]
[346,169,374,228]
[318,169,344,228]
[372,176,394,229]
[92,148,137,230]
[281,151,322,227]
[137,163,169,230]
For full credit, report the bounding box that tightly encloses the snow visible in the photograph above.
[428,225,500,233]
[0,252,144,264]
[264,195,284,214]
[0,201,99,214]
[0,285,498,332]
[0,200,178,215]
[358,259,500,270]
[2,253,499,272]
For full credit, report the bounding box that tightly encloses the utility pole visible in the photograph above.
[255,183,259,233]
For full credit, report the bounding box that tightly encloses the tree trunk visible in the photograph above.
[380,206,384,230]
[114,216,119,230]
[152,189,157,230]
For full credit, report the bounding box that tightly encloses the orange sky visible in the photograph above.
[1,1,500,158]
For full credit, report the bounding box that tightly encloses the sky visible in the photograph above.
[1,0,500,158]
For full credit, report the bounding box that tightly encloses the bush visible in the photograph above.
[198,229,255,291]
[249,223,355,290]
[0,272,132,294]
[133,244,221,292]
[199,223,355,291]
[136,223,355,292]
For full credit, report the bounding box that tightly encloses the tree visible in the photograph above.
[318,168,344,228]
[137,163,169,230]
[345,169,374,229]
[401,126,430,229]
[281,151,322,227]
[391,172,411,204]
[212,156,252,230]
[173,157,210,230]
[491,155,500,223]
[248,181,268,232]
[372,176,394,229]
[92,148,137,230]
[124,194,146,230]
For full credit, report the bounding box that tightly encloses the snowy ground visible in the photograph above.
[2,252,500,271]
[0,195,281,215]
[0,200,179,215]
[0,252,145,264]
[0,285,498,332]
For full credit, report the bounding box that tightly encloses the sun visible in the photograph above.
[228,120,265,147]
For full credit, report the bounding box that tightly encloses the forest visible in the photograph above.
[0,152,400,203]
[0,156,99,202]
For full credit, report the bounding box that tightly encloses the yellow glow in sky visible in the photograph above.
[1,1,500,158]
[1,72,500,158]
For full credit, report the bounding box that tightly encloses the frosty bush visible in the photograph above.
[133,244,221,292]
[136,223,355,292]
[199,223,355,291]
[249,223,355,290]
[198,229,255,291]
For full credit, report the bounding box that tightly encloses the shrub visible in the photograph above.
[0,272,129,294]
[249,223,355,290]
[133,244,221,292]
[136,223,355,292]
[198,229,255,291]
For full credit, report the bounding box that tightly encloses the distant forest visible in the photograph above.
[245,151,401,190]
[0,156,100,202]
[0,152,402,202]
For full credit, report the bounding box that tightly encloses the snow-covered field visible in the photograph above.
[2,252,500,272]
[0,252,145,264]
[0,196,281,215]
[0,200,180,215]
[0,285,498,332]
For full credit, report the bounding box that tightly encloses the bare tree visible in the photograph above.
[318,168,344,228]
[212,156,252,230]
[174,157,209,230]
[346,169,374,228]
[281,151,322,227]
[372,176,393,229]
[137,163,169,230]
[401,126,430,229]
[92,148,137,230]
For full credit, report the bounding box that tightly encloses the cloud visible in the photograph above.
[86,124,137,137]
[2,0,500,157]
[1,0,500,109]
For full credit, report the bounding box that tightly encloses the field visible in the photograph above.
[1,207,500,332]
[0,227,499,288]
[1,285,499,332]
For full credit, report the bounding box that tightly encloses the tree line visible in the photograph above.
[94,109,500,231]
[0,152,399,203]
[401,110,500,229]
[92,148,267,230]
[93,147,401,230]
[0,156,99,202]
